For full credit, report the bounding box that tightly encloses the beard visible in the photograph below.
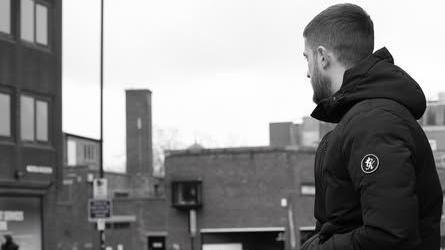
[311,63,333,104]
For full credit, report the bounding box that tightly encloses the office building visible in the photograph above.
[0,0,62,249]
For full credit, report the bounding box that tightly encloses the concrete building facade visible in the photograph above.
[0,0,62,249]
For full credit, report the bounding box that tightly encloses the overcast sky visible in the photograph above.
[62,0,445,172]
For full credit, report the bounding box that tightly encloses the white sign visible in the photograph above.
[281,198,287,207]
[0,221,7,231]
[97,219,105,230]
[26,165,53,174]
[203,244,242,250]
[0,211,24,221]
[93,178,108,199]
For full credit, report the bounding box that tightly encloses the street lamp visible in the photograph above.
[99,0,105,249]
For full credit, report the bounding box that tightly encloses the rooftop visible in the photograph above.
[165,145,316,158]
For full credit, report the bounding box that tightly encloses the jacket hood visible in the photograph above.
[311,47,426,123]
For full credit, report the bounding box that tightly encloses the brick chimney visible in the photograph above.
[125,89,153,197]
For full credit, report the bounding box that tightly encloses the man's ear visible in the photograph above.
[316,46,330,69]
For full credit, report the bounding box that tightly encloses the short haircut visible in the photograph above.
[303,3,374,67]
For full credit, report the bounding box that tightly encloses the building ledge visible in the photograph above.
[166,146,316,158]
[201,227,285,233]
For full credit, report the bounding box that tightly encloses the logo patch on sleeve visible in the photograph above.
[361,154,379,174]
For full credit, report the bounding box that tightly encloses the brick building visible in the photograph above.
[57,90,166,250]
[269,117,335,148]
[57,88,320,250]
[163,146,316,250]
[0,0,62,249]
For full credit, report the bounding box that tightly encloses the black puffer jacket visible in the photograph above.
[304,48,443,250]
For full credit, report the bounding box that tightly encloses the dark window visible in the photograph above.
[171,181,202,209]
[113,222,130,229]
[113,191,130,198]
[148,236,166,250]
[106,222,131,230]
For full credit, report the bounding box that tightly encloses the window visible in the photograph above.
[20,95,49,142]
[83,144,96,161]
[0,0,11,34]
[67,140,77,166]
[113,191,130,198]
[0,197,42,250]
[106,222,131,230]
[20,95,34,140]
[36,100,48,141]
[0,93,11,137]
[21,0,48,46]
[35,4,47,45]
[171,181,202,209]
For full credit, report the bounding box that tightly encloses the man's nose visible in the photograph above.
[307,71,310,78]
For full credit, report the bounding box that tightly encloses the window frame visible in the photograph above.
[0,87,15,142]
[0,0,16,42]
[34,1,48,46]
[0,0,11,35]
[20,0,51,50]
[171,180,203,209]
[20,93,51,145]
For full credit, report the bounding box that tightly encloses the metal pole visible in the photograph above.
[99,0,104,179]
[99,0,105,249]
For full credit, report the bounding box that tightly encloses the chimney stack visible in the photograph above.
[125,89,153,176]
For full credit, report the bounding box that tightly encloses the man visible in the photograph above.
[1,235,18,250]
[301,3,442,250]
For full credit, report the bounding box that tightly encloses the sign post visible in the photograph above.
[189,209,197,250]
[88,197,111,250]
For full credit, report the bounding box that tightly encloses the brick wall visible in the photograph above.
[164,147,316,250]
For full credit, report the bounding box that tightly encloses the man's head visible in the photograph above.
[303,3,374,104]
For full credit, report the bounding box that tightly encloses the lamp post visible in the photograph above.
[99,0,105,249]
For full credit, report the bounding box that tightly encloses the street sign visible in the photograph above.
[93,178,108,199]
[88,199,112,221]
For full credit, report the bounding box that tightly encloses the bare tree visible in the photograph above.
[152,126,185,177]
